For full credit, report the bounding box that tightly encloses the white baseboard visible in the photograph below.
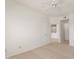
[7,41,50,59]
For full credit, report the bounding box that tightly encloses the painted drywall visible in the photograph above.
[64,23,69,40]
[60,21,65,42]
[5,0,50,57]
[69,14,74,47]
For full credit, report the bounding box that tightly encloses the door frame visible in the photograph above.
[60,19,69,43]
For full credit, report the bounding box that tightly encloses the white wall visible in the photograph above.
[69,14,74,47]
[64,23,69,40]
[5,0,50,57]
[60,21,65,42]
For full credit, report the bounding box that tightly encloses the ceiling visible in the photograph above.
[15,0,74,16]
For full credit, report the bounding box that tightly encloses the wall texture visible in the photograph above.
[64,23,69,40]
[5,0,50,57]
[69,14,74,47]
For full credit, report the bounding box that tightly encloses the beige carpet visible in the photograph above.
[9,43,74,59]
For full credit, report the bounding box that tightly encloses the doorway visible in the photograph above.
[60,19,69,44]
